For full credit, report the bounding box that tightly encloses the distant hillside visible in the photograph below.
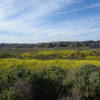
[0,40,100,50]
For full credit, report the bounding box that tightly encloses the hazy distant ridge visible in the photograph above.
[0,40,100,50]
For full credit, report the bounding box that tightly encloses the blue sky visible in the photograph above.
[0,0,100,43]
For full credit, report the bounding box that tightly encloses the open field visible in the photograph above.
[0,50,100,60]
[0,50,100,70]
[0,58,100,70]
[0,49,100,100]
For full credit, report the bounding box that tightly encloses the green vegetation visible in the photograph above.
[0,65,100,100]
[0,49,100,100]
[63,64,100,100]
[0,50,100,60]
[0,41,100,50]
[0,58,100,70]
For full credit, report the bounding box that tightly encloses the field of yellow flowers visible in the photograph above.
[0,58,100,70]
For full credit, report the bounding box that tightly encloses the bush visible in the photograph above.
[63,64,100,100]
[31,66,67,100]
[0,89,24,100]
[0,67,33,92]
[10,80,32,100]
[0,64,100,100]
[0,66,67,100]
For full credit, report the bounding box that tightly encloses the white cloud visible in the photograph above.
[0,0,99,43]
[0,0,76,33]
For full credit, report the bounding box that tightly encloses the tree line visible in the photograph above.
[0,40,100,50]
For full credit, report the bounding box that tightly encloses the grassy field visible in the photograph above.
[0,49,100,100]
[0,50,100,70]
[0,58,100,70]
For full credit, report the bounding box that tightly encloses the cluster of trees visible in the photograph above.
[0,64,100,100]
[0,50,100,60]
[0,40,100,50]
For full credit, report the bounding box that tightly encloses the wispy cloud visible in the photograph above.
[0,0,75,30]
[0,0,100,43]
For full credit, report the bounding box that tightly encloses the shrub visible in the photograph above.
[31,66,67,100]
[10,79,32,100]
[0,89,24,100]
[63,64,100,100]
[0,67,33,92]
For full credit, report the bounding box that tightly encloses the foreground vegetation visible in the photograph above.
[0,49,100,100]
[0,65,100,100]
